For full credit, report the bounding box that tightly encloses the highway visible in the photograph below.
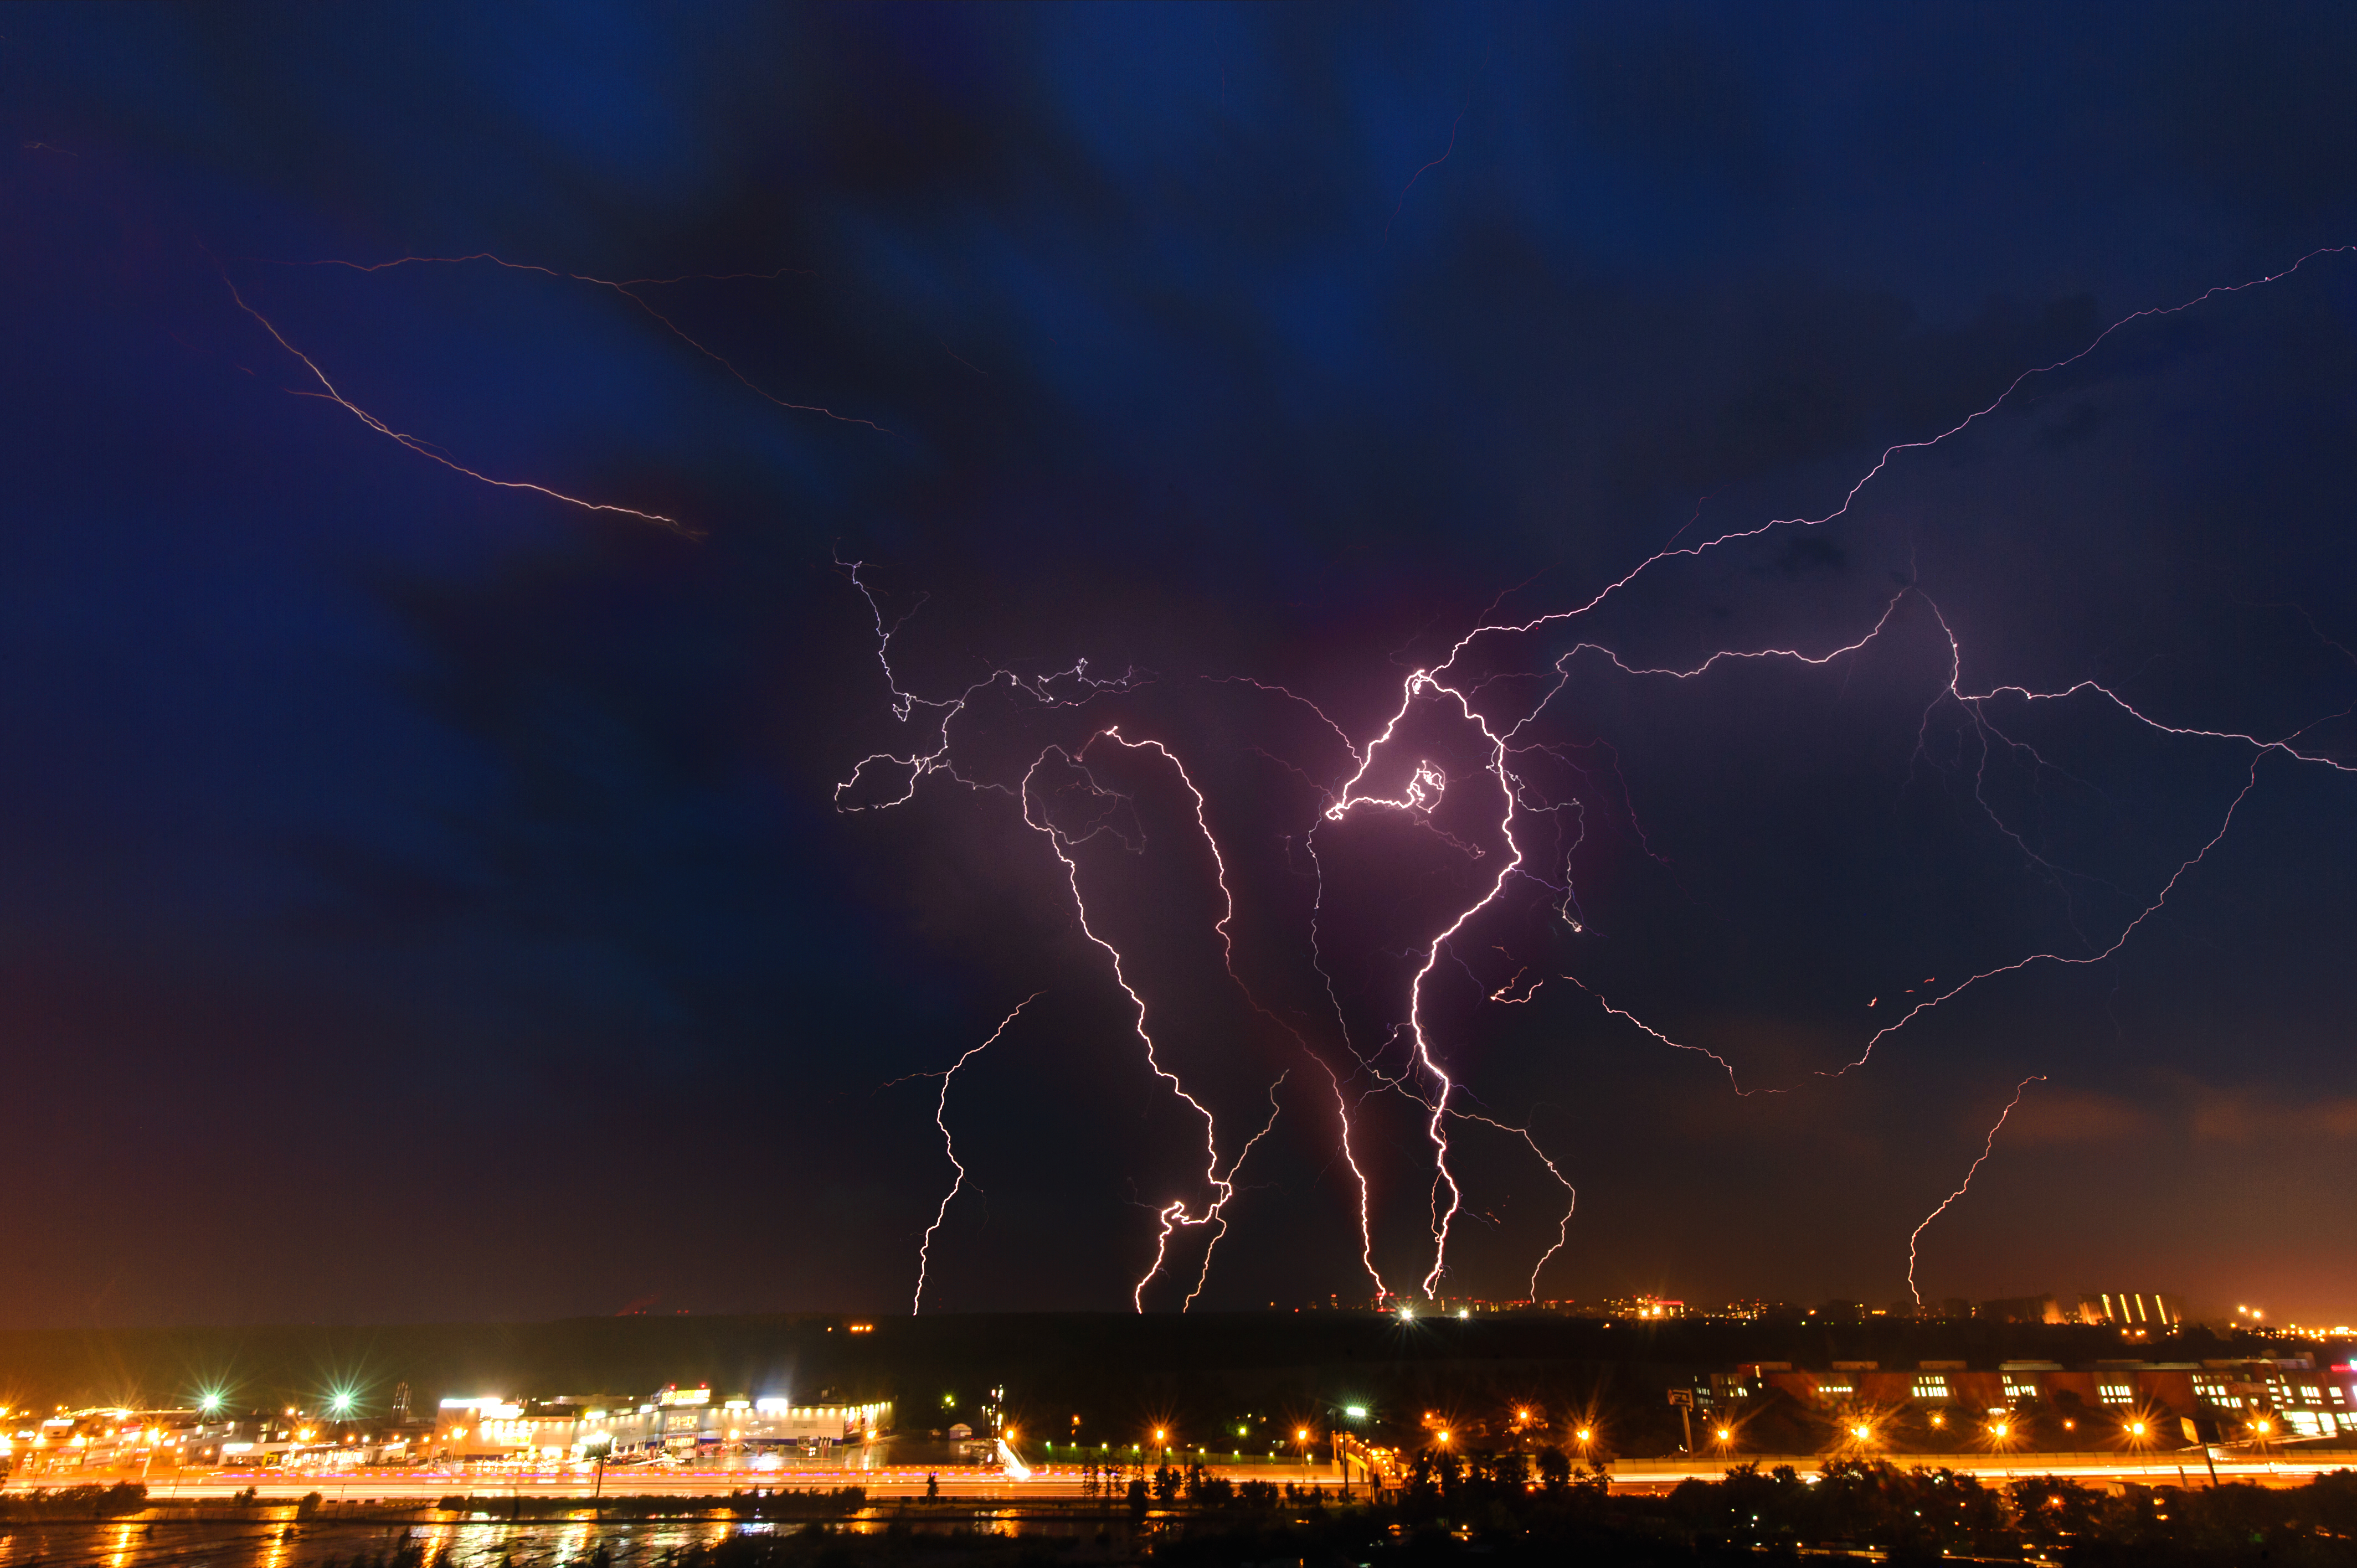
[9,1449,2351,1502]
[8,1465,1338,1503]
[1585,1449,2355,1492]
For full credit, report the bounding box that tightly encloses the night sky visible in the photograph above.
[5,4,2355,1329]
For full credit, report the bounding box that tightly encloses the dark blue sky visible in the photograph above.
[3,3,2354,1327]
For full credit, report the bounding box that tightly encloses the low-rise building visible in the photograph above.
[1706,1355,2355,1440]
[434,1384,892,1464]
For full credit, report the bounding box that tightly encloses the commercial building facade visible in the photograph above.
[435,1384,892,1464]
[1697,1355,2356,1440]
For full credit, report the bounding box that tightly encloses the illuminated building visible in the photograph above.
[2072,1292,2187,1329]
[1713,1354,2356,1439]
[6,1405,429,1476]
[1974,1291,2186,1328]
[433,1384,893,1463]
[1598,1296,1685,1321]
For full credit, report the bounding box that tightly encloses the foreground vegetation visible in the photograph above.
[667,1457,2357,1566]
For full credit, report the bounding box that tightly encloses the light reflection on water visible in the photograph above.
[0,1517,743,1568]
[0,1511,1126,1568]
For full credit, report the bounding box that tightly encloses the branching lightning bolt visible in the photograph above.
[1021,733,1291,1312]
[281,229,2357,1310]
[832,243,2356,1305]
[1906,1075,2044,1307]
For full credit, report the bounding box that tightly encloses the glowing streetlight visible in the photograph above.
[1435,1429,1452,1446]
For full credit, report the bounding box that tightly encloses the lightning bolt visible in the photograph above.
[902,993,1042,1316]
[1020,733,1298,1312]
[269,252,893,433]
[1906,1075,2044,1307]
[284,231,2357,1310]
[215,265,690,532]
[836,243,2356,1302]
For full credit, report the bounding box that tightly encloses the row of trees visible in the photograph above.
[1070,1460,1334,1510]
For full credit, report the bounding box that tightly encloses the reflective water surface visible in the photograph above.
[0,1507,1137,1568]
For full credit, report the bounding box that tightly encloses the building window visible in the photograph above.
[1816,1379,1854,1399]
[2001,1375,2037,1402]
[1912,1376,1950,1401]
[2097,1381,2133,1406]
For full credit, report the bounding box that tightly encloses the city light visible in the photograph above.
[1435,1430,1451,1445]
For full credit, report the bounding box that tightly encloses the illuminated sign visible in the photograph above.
[658,1386,712,1407]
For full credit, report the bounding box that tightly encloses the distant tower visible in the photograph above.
[391,1381,411,1421]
